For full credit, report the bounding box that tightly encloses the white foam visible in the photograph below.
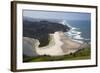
[58,20,85,43]
[73,35,84,40]
[72,39,83,44]
[63,21,84,43]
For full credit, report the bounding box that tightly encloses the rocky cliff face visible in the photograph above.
[23,17,70,47]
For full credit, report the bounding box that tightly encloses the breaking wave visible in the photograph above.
[60,20,85,43]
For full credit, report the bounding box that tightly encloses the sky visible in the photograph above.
[23,10,91,21]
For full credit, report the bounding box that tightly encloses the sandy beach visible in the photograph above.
[23,31,86,56]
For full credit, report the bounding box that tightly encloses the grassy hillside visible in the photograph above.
[23,47,91,62]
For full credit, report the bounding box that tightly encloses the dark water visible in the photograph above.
[67,20,91,39]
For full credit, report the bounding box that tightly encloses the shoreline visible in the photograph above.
[23,31,87,56]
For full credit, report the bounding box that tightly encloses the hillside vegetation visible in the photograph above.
[23,47,90,62]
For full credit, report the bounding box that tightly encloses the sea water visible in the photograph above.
[63,20,91,43]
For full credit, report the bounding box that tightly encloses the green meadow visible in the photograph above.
[23,47,91,62]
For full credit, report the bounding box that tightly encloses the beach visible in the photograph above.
[23,31,86,56]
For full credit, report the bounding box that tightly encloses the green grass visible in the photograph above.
[23,47,91,62]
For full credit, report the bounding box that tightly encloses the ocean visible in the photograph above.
[63,20,91,43]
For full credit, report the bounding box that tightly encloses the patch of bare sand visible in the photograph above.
[58,31,84,54]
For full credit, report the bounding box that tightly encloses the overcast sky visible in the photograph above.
[23,10,91,21]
